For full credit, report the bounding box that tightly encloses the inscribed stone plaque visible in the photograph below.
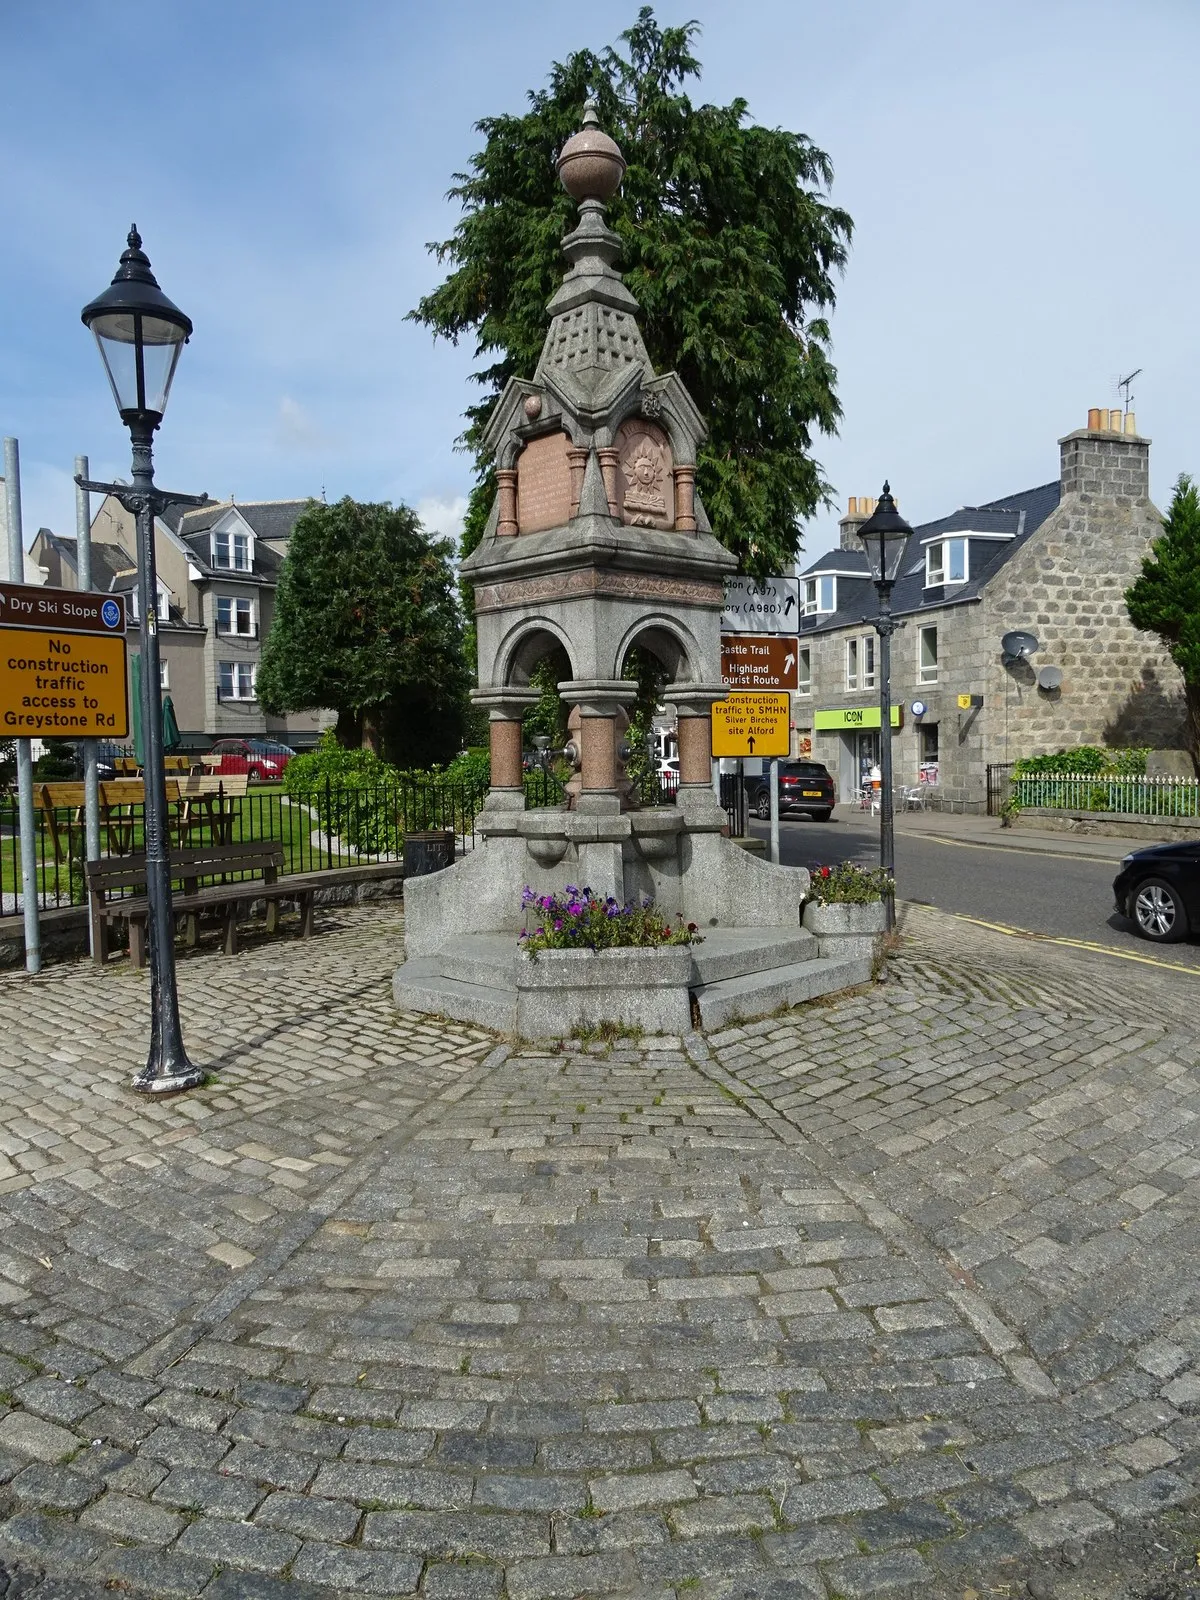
[517,431,572,534]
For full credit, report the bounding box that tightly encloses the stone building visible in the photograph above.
[33,496,328,750]
[794,410,1183,810]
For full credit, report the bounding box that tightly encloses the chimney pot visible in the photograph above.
[1087,407,1103,431]
[848,496,858,516]
[1109,409,1123,433]
[1124,411,1137,437]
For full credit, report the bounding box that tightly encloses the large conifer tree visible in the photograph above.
[410,8,852,579]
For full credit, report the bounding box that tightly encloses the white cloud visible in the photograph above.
[416,494,468,547]
[274,395,330,452]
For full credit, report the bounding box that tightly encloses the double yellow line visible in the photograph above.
[922,907,1200,976]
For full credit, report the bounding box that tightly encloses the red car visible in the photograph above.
[206,738,295,782]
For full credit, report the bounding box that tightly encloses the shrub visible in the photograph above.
[1013,745,1149,777]
[805,863,893,905]
[520,886,703,955]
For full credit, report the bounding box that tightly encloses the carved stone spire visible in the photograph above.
[535,102,650,396]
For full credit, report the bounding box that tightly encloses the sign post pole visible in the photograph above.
[4,437,40,974]
[74,457,101,916]
[769,756,780,865]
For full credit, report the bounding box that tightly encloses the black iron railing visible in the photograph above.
[0,769,576,914]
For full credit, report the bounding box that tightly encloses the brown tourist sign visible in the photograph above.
[720,633,799,691]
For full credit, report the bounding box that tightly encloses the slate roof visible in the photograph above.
[170,500,310,584]
[176,499,312,543]
[36,531,137,590]
[798,480,1060,636]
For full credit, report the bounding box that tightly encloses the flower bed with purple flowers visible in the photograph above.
[520,886,702,957]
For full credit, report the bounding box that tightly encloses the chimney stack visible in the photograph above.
[839,495,876,551]
[1061,408,1149,504]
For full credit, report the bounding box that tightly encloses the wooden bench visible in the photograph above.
[85,841,314,968]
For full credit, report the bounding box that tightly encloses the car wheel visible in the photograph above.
[813,809,833,822]
[247,766,263,783]
[755,790,771,821]
[1131,877,1188,942]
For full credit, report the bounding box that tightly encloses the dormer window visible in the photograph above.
[212,529,252,571]
[803,574,837,615]
[926,536,968,587]
[127,582,171,623]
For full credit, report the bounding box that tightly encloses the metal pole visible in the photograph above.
[4,438,40,974]
[769,756,780,864]
[75,458,101,925]
[128,420,201,1092]
[876,582,896,930]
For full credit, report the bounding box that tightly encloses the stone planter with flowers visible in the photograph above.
[802,864,892,961]
[516,886,702,1036]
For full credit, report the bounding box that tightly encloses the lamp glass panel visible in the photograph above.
[91,328,140,415]
[89,310,186,417]
[139,337,183,416]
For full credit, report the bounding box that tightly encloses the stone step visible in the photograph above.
[393,957,517,1033]
[692,951,875,1031]
[438,934,521,989]
[689,926,818,985]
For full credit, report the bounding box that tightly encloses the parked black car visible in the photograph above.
[750,760,837,822]
[1112,840,1200,941]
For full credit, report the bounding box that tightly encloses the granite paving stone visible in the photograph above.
[0,903,1197,1598]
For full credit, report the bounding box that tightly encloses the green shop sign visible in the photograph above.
[814,706,902,730]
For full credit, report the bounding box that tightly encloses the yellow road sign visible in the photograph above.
[1,627,129,738]
[711,691,790,758]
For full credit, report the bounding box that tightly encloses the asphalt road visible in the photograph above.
[748,809,1200,973]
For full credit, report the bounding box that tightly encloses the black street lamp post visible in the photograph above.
[77,227,209,1093]
[857,483,914,929]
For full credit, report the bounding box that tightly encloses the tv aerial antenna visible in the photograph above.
[1118,368,1142,417]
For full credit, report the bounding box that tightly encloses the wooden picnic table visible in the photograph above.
[173,773,249,845]
[36,774,248,858]
[36,779,160,861]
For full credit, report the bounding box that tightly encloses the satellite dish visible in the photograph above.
[1037,664,1063,691]
[1001,629,1040,663]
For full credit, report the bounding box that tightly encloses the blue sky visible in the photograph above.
[2,0,1196,565]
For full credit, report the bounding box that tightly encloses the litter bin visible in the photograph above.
[402,830,456,879]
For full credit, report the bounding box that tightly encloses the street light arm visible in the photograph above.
[73,473,209,518]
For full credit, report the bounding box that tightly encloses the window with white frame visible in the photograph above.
[926,536,968,586]
[159,660,169,690]
[217,596,255,636]
[844,634,877,692]
[796,646,811,695]
[219,661,257,701]
[803,574,837,615]
[212,529,252,571]
[918,624,939,683]
[126,584,170,623]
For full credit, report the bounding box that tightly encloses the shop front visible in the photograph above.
[813,706,903,804]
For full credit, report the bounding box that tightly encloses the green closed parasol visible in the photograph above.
[162,694,181,754]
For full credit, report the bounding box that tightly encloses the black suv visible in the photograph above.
[750,760,836,822]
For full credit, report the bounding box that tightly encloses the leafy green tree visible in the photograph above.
[257,498,469,766]
[411,7,852,581]
[1126,474,1200,768]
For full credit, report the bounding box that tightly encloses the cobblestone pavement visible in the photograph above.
[0,904,1197,1600]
